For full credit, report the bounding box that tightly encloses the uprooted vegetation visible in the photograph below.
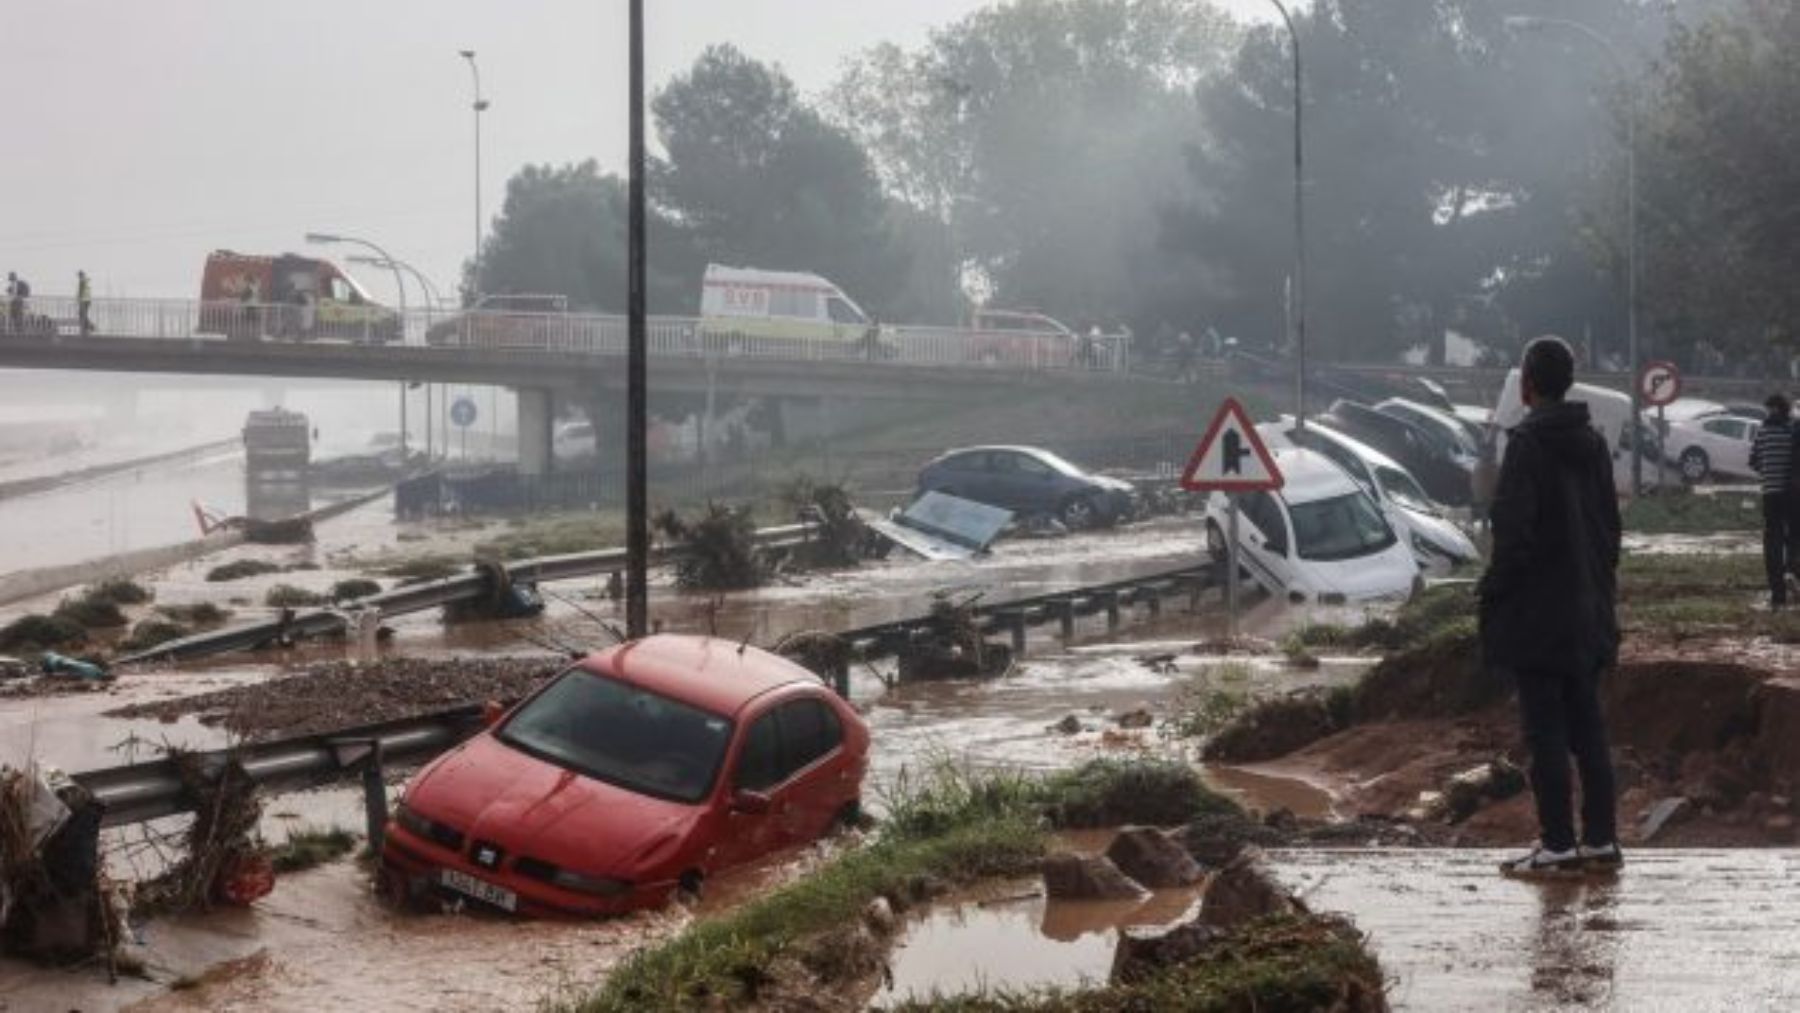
[263,584,326,608]
[119,619,190,654]
[205,559,283,583]
[654,502,767,591]
[270,826,358,873]
[570,759,1383,1012]
[329,578,383,603]
[0,613,87,655]
[779,476,883,570]
[895,592,1013,682]
[155,602,233,627]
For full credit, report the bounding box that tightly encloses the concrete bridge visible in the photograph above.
[0,295,1133,473]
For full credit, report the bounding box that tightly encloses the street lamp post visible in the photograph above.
[1505,15,1641,494]
[460,50,489,305]
[307,232,412,457]
[1268,0,1308,430]
[625,0,649,638]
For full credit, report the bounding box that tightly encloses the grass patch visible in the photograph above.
[263,584,325,608]
[86,578,153,606]
[270,826,357,873]
[888,913,1384,1012]
[52,593,129,629]
[156,602,233,627]
[1162,666,1253,740]
[119,619,190,653]
[1624,489,1760,534]
[473,513,627,560]
[1040,758,1239,829]
[377,555,464,584]
[0,613,87,654]
[329,578,382,603]
[206,559,282,582]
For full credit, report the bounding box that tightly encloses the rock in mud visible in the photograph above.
[1115,707,1155,729]
[1639,797,1692,842]
[1179,810,1290,867]
[1111,920,1225,984]
[1197,846,1305,931]
[1052,714,1084,735]
[1041,853,1148,901]
[862,896,898,935]
[1105,827,1204,888]
[1437,759,1528,824]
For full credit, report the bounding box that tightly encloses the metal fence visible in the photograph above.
[1,294,1130,374]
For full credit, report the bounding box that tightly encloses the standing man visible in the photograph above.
[6,272,25,332]
[1479,336,1622,878]
[1749,394,1796,608]
[76,270,93,335]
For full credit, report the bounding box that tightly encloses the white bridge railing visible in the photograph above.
[0,295,1129,374]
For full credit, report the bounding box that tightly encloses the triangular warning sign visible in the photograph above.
[1180,397,1284,492]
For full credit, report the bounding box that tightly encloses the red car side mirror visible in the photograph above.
[730,789,772,815]
[481,699,506,727]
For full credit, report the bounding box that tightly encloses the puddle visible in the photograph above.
[876,877,1202,1007]
[0,669,265,771]
[1202,764,1337,821]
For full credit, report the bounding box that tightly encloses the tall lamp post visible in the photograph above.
[1505,15,1641,494]
[307,231,412,458]
[1268,0,1308,430]
[460,50,489,305]
[625,0,649,638]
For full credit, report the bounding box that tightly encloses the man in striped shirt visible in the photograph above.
[1749,393,1796,608]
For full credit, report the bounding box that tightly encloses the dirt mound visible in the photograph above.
[1203,691,1347,764]
[1351,628,1506,723]
[107,656,560,740]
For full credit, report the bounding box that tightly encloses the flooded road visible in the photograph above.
[1270,848,1800,1011]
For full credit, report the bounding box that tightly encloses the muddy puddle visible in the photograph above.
[875,875,1202,1007]
[1268,847,1800,1010]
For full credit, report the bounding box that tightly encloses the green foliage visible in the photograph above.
[120,619,189,653]
[53,594,128,629]
[654,502,766,590]
[1623,490,1760,534]
[263,584,325,609]
[205,559,281,583]
[1163,667,1252,740]
[1039,757,1240,829]
[155,602,232,627]
[378,556,464,585]
[271,827,357,873]
[1633,0,1800,361]
[0,613,87,654]
[86,579,153,606]
[329,578,382,603]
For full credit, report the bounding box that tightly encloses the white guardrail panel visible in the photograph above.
[3,295,1129,372]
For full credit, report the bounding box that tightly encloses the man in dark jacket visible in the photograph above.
[1748,393,1795,607]
[1479,336,1622,878]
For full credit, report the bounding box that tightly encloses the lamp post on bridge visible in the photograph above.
[350,253,449,460]
[460,50,489,305]
[1505,14,1643,495]
[307,231,412,459]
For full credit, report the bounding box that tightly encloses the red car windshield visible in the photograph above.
[497,669,734,804]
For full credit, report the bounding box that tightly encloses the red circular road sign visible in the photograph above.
[1638,360,1681,408]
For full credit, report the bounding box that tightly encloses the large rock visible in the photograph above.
[1041,852,1149,901]
[1197,846,1304,931]
[1105,826,1204,888]
[1111,920,1225,984]
[1179,810,1290,867]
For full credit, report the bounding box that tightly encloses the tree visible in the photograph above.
[1630,0,1800,369]
[468,160,690,313]
[830,0,1241,331]
[653,45,913,320]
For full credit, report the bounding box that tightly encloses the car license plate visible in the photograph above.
[440,868,517,912]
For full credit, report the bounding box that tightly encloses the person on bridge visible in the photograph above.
[1480,335,1622,879]
[6,272,26,332]
[1749,393,1797,607]
[77,270,93,335]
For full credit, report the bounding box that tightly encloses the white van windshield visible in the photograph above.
[1288,492,1397,562]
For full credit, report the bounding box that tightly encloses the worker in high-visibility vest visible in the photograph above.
[77,270,93,335]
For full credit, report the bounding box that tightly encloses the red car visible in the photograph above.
[380,635,869,917]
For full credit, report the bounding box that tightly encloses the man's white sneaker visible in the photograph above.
[1498,846,1583,880]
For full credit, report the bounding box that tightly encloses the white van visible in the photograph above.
[1491,369,1666,496]
[698,264,875,351]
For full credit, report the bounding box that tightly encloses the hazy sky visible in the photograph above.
[1,1,1271,305]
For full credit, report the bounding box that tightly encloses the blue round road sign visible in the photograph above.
[450,396,478,428]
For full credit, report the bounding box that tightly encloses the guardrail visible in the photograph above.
[1,295,1130,374]
[76,560,1218,827]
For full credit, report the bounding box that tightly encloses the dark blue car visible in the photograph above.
[916,446,1138,529]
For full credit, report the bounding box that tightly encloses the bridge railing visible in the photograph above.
[2,295,1129,373]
